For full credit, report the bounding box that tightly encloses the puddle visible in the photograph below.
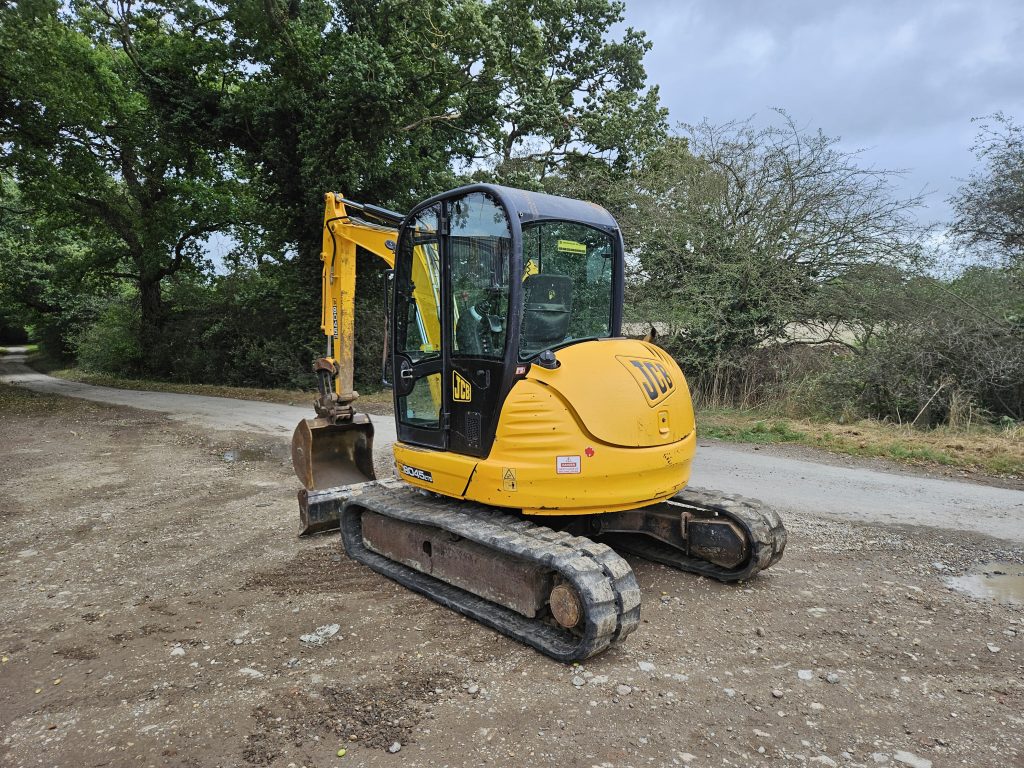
[222,444,289,463]
[944,561,1024,606]
[223,448,266,463]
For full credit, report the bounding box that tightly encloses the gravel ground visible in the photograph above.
[1,389,1022,768]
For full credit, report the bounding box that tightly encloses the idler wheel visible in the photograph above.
[549,583,583,629]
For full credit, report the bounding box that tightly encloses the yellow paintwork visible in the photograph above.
[319,193,443,404]
[394,443,477,498]
[320,194,396,400]
[528,339,694,447]
[392,338,696,515]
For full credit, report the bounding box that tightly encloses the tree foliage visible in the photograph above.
[0,0,245,371]
[0,0,662,382]
[0,176,114,357]
[225,0,665,256]
[812,268,1024,424]
[950,113,1024,275]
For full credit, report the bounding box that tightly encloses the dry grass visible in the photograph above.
[46,367,315,405]
[699,407,1024,478]
[0,382,74,414]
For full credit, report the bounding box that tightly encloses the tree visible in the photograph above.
[467,0,666,186]
[0,176,112,357]
[601,114,925,359]
[225,0,665,255]
[1,0,666,385]
[0,0,245,371]
[223,0,666,383]
[950,113,1024,273]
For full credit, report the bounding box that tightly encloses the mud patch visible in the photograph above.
[108,624,173,644]
[55,644,99,660]
[242,670,456,764]
[945,560,1024,606]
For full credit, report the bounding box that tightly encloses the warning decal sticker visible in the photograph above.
[502,467,517,491]
[556,239,587,254]
[556,455,581,474]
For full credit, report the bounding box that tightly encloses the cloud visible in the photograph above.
[622,0,1024,222]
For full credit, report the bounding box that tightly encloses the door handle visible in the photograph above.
[400,368,415,380]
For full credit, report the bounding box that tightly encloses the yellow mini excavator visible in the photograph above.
[291,184,786,661]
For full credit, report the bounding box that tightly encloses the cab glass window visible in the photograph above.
[519,221,614,359]
[449,193,511,359]
[395,205,441,363]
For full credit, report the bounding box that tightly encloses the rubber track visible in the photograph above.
[602,486,787,582]
[340,481,641,662]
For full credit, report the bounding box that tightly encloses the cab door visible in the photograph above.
[392,193,513,456]
[445,191,513,458]
[392,203,446,450]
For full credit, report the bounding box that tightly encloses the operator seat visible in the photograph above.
[456,302,505,356]
[521,273,573,356]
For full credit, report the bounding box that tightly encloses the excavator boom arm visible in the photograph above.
[319,193,398,405]
[293,192,444,499]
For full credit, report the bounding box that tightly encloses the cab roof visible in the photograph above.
[419,183,620,233]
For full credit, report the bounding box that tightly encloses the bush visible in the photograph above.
[74,298,145,375]
[661,339,838,412]
[152,250,387,391]
[655,265,1024,427]
[807,318,1024,426]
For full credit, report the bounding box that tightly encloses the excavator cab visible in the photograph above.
[390,185,622,460]
[292,183,625,518]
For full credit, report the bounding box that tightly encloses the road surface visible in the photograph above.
[3,347,1022,542]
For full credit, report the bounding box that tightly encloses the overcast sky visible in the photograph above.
[621,0,1024,226]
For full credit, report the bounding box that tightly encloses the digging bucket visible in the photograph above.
[291,415,376,493]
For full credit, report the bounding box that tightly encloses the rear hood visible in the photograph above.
[527,339,695,447]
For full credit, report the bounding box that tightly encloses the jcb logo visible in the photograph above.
[452,371,472,402]
[618,356,674,406]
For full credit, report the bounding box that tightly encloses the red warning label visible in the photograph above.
[556,455,581,475]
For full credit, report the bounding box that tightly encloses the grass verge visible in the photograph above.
[699,408,1024,478]
[0,381,68,414]
[46,367,313,405]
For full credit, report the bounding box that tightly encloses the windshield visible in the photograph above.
[519,221,614,360]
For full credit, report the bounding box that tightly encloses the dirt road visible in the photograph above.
[1,378,1022,768]
[2,348,1022,542]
